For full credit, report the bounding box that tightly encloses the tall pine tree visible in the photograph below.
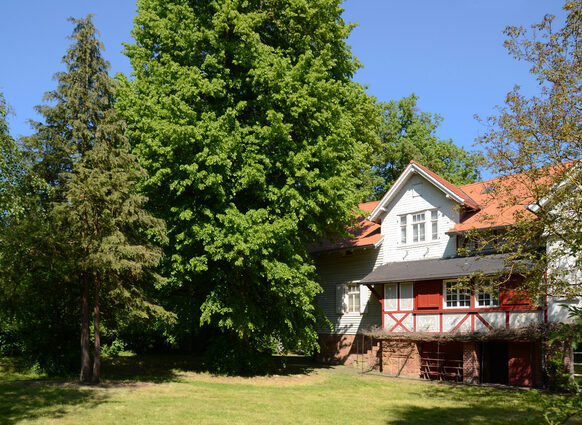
[117,0,379,372]
[25,16,171,383]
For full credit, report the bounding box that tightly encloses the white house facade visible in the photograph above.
[310,161,579,387]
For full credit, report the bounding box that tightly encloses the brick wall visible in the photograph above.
[317,334,376,365]
[380,339,421,378]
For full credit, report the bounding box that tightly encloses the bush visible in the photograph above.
[546,356,577,393]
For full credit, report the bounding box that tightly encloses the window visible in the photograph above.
[476,290,499,307]
[400,215,407,244]
[399,210,439,245]
[346,284,360,313]
[399,282,414,311]
[384,283,397,311]
[444,281,470,308]
[431,210,438,240]
[412,213,425,243]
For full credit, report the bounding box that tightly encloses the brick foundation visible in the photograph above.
[463,342,480,384]
[317,334,377,365]
[380,339,421,378]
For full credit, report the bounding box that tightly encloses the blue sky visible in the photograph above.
[0,1,566,158]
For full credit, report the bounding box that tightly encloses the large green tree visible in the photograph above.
[368,94,480,199]
[117,0,379,371]
[22,16,170,383]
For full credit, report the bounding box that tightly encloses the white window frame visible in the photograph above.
[475,289,499,307]
[346,283,361,314]
[399,282,414,311]
[399,209,439,246]
[443,280,470,309]
[431,210,439,240]
[412,212,426,243]
[384,283,398,311]
[400,215,407,244]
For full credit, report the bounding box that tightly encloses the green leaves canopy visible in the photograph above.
[117,0,379,363]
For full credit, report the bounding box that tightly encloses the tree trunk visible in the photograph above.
[80,273,91,383]
[92,276,101,384]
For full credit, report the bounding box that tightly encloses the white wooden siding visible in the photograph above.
[380,174,459,263]
[314,247,383,334]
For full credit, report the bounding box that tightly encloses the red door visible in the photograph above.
[508,342,533,386]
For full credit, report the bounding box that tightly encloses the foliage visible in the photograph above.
[540,305,582,424]
[477,1,582,299]
[0,93,78,374]
[546,356,576,393]
[367,94,480,199]
[5,16,173,381]
[117,0,379,369]
[542,393,582,425]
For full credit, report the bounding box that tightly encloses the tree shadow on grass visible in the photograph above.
[385,383,546,425]
[0,381,106,425]
[102,353,332,382]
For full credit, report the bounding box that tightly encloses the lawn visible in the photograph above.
[0,355,579,425]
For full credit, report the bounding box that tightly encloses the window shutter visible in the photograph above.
[416,280,441,309]
[360,284,371,313]
[336,284,346,314]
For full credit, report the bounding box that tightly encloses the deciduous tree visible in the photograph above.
[117,0,379,372]
[477,1,582,299]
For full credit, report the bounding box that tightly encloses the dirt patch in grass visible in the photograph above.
[172,369,327,386]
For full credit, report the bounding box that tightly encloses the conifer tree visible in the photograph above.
[117,0,379,372]
[25,16,170,383]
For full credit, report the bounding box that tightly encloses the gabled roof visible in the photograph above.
[308,201,383,253]
[311,161,575,253]
[368,160,480,223]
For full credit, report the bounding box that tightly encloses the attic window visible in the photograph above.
[481,185,496,194]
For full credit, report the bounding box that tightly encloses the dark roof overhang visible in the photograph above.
[359,254,511,284]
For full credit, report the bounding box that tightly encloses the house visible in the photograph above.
[310,160,580,387]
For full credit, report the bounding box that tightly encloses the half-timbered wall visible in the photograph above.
[382,279,544,333]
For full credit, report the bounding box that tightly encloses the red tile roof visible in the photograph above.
[311,162,573,252]
[449,174,533,233]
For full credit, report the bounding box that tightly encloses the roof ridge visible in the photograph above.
[409,160,480,209]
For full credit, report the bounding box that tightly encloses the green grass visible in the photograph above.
[0,354,579,425]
